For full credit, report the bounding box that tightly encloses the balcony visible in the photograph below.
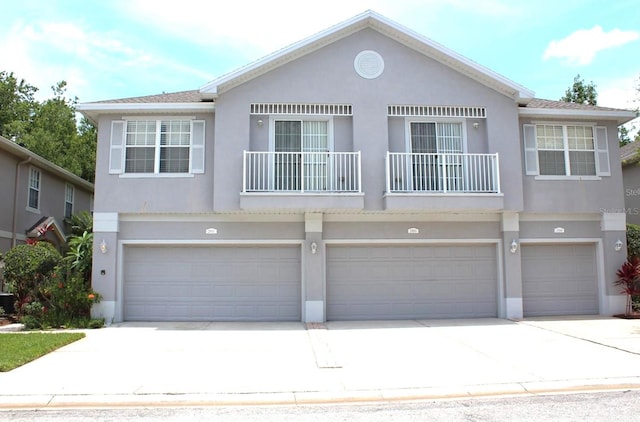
[384,152,504,211]
[240,151,364,210]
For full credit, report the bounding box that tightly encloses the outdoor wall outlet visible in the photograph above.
[100,269,106,275]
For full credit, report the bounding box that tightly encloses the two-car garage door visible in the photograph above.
[326,244,498,320]
[124,245,301,321]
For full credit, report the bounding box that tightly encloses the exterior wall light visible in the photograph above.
[473,122,479,129]
[310,242,317,254]
[615,239,623,252]
[510,239,518,254]
[100,239,108,254]
[257,119,263,127]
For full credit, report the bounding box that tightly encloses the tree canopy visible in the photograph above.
[0,72,96,183]
[560,74,598,106]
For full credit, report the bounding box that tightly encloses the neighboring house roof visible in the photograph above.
[0,135,94,192]
[621,140,640,166]
[199,10,535,102]
[26,216,66,243]
[519,98,637,125]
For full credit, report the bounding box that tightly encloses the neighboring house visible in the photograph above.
[0,135,94,254]
[78,11,636,324]
[621,140,640,225]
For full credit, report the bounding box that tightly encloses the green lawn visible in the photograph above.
[0,332,85,371]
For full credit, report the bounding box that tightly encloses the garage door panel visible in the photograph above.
[327,245,497,320]
[522,244,598,317]
[124,246,301,321]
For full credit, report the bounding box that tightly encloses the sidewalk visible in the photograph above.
[1,317,639,408]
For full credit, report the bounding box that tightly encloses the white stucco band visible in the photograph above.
[501,212,519,232]
[601,212,626,231]
[505,297,523,320]
[91,300,116,325]
[305,213,323,233]
[601,294,626,316]
[305,301,324,323]
[93,212,119,233]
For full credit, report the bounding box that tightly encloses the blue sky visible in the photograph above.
[1,0,639,122]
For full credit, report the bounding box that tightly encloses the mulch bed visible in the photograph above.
[0,315,18,327]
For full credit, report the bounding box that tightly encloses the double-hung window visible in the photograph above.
[27,168,40,211]
[64,183,74,219]
[109,119,205,175]
[523,123,610,177]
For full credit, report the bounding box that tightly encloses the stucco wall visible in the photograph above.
[93,113,215,213]
[519,118,625,214]
[623,164,640,225]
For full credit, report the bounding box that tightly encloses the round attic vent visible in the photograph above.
[354,50,384,79]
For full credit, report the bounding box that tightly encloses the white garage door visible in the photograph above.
[326,244,498,320]
[124,245,301,321]
[522,244,598,317]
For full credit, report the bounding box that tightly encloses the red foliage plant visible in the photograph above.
[615,257,640,315]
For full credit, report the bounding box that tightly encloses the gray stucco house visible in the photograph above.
[621,140,640,225]
[0,135,94,254]
[78,11,636,324]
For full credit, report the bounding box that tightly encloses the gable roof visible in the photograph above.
[519,98,637,125]
[199,10,535,102]
[621,140,640,165]
[77,90,214,124]
[0,135,94,191]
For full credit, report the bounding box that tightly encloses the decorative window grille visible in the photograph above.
[388,105,486,118]
[250,103,352,116]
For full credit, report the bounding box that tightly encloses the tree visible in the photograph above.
[561,74,598,106]
[1,76,98,182]
[76,117,97,183]
[0,71,38,139]
[620,125,632,147]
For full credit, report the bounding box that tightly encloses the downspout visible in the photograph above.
[12,156,31,248]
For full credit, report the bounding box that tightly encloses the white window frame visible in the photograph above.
[64,183,74,219]
[124,119,190,175]
[524,122,607,180]
[403,118,468,154]
[268,115,334,152]
[27,167,41,213]
[109,116,205,178]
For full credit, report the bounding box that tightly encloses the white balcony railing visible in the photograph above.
[243,151,361,193]
[386,152,500,193]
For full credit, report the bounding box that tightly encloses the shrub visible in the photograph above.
[3,243,62,317]
[615,257,640,315]
[627,224,640,258]
[65,231,93,282]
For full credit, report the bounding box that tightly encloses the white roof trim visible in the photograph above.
[76,103,215,112]
[199,10,534,101]
[519,107,637,124]
[77,103,215,125]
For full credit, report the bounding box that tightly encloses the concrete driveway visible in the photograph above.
[1,316,640,408]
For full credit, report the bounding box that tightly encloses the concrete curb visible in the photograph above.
[0,323,24,332]
[1,379,639,410]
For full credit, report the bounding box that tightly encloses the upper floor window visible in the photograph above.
[109,119,205,175]
[523,123,610,178]
[27,168,40,211]
[64,183,74,219]
[271,118,332,191]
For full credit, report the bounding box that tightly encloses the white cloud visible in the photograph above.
[543,26,639,65]
[119,0,522,56]
[0,20,213,101]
